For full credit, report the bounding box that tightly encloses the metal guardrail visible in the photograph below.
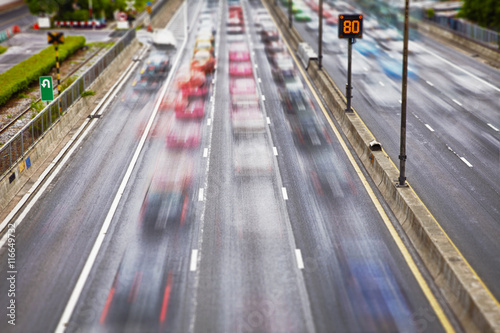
[427,15,500,49]
[0,28,136,178]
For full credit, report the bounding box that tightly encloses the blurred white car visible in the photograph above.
[233,139,273,176]
[152,29,176,48]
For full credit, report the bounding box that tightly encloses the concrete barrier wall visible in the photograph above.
[263,1,500,332]
[418,20,500,67]
[0,39,140,213]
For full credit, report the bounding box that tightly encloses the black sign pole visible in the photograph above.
[288,0,292,28]
[55,44,61,114]
[345,38,354,112]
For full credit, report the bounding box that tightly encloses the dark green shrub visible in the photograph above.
[0,36,86,107]
[427,8,435,19]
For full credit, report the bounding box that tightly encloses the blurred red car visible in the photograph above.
[227,16,243,26]
[265,40,285,57]
[231,109,266,134]
[166,120,201,148]
[261,24,279,42]
[229,43,250,61]
[228,5,243,17]
[182,84,208,98]
[176,69,205,90]
[229,78,256,95]
[326,15,339,25]
[231,93,259,113]
[191,50,215,73]
[227,26,244,34]
[229,61,253,76]
[175,98,205,118]
[161,93,187,111]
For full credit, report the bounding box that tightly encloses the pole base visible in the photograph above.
[394,178,408,187]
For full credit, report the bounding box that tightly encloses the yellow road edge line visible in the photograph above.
[316,20,500,311]
[263,2,455,331]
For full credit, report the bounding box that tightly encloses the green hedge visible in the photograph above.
[0,36,86,107]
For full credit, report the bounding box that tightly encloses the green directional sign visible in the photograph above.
[40,76,54,101]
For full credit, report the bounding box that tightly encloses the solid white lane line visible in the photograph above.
[452,99,462,106]
[0,45,149,244]
[378,81,385,87]
[424,48,500,93]
[198,188,204,202]
[266,117,271,125]
[262,95,266,101]
[212,78,216,84]
[210,96,214,102]
[190,249,199,272]
[295,249,304,269]
[273,147,278,156]
[254,64,258,68]
[207,118,211,126]
[258,77,262,83]
[203,148,208,158]
[487,123,499,132]
[426,80,434,87]
[282,187,288,200]
[425,124,435,132]
[460,157,473,168]
[55,40,185,333]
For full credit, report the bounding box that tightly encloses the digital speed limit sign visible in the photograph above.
[338,14,363,39]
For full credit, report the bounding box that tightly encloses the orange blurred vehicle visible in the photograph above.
[191,50,215,74]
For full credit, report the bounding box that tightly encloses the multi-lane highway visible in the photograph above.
[275,0,500,304]
[1,0,499,332]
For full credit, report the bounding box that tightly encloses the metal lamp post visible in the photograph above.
[318,0,323,68]
[398,0,410,186]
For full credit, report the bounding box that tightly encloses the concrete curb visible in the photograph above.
[263,1,500,332]
[0,39,141,214]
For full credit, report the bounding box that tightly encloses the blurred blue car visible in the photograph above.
[378,53,417,80]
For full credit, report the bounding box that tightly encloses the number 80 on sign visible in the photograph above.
[338,14,363,39]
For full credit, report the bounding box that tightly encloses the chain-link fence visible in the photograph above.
[0,28,136,178]
[428,15,500,49]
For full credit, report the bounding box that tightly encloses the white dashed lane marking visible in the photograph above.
[282,187,288,200]
[190,250,198,271]
[295,249,304,269]
[487,123,499,132]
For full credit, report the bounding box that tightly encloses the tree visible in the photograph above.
[460,0,500,29]
[26,0,72,16]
